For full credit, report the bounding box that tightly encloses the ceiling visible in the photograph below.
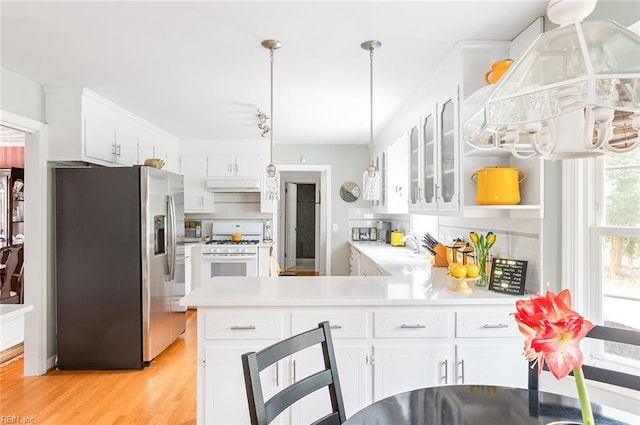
[0,1,555,145]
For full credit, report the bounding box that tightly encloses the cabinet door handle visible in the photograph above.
[482,324,509,329]
[275,361,279,387]
[400,324,426,329]
[441,360,448,384]
[292,360,296,383]
[458,359,465,384]
[229,325,256,331]
[329,324,343,330]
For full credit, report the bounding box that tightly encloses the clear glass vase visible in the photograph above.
[476,250,489,287]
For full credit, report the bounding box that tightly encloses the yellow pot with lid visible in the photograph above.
[471,166,526,205]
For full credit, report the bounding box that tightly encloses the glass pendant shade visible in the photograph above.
[362,162,381,200]
[464,19,640,159]
[263,163,280,200]
[261,39,282,200]
[362,40,382,200]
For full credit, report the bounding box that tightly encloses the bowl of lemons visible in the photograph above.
[448,263,481,293]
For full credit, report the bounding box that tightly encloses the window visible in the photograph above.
[588,149,640,370]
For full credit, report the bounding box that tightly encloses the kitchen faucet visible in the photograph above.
[401,233,421,254]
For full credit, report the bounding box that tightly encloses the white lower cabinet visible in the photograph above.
[373,344,450,400]
[454,343,525,387]
[196,305,527,425]
[290,344,368,422]
[204,345,283,425]
[199,310,285,425]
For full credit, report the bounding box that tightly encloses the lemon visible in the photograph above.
[466,264,480,278]
[449,263,467,279]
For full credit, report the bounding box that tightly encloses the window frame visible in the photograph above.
[582,155,640,374]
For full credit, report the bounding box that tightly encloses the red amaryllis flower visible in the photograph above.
[514,289,595,425]
[513,289,594,379]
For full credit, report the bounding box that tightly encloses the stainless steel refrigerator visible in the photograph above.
[55,165,185,369]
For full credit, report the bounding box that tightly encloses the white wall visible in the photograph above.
[274,144,369,275]
[1,67,45,123]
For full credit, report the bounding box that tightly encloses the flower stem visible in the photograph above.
[573,366,595,425]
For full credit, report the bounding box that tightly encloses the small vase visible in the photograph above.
[476,250,489,287]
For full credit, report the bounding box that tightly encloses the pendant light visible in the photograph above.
[362,40,382,200]
[262,39,282,200]
[463,0,640,160]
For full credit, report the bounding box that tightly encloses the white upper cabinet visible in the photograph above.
[377,40,545,217]
[45,87,179,173]
[409,92,461,213]
[181,155,214,213]
[373,131,409,214]
[207,154,264,178]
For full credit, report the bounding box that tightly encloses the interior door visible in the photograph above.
[285,182,297,270]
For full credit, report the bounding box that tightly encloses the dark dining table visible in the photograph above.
[342,385,639,425]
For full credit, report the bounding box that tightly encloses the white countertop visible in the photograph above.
[349,241,435,276]
[0,304,34,322]
[181,272,522,308]
[180,240,523,308]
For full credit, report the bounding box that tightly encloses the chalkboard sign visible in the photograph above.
[489,258,528,295]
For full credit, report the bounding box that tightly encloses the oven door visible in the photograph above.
[201,254,258,279]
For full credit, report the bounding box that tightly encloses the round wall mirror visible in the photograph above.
[340,181,360,202]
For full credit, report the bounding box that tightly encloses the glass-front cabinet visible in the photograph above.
[0,167,24,247]
[0,170,9,247]
[438,98,460,210]
[408,90,460,213]
[409,125,420,209]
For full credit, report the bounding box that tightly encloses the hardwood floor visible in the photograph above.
[0,310,197,424]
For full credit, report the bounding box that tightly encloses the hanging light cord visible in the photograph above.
[269,47,275,165]
[369,46,374,165]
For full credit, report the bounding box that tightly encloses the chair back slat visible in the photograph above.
[257,328,325,371]
[242,321,347,425]
[528,325,640,392]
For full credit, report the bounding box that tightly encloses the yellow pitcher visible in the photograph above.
[484,59,514,85]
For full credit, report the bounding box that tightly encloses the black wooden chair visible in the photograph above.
[529,325,640,392]
[0,246,22,304]
[241,321,347,425]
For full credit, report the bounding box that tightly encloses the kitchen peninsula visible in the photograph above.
[180,248,530,425]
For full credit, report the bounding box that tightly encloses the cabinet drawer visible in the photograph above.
[203,310,283,340]
[456,308,520,338]
[374,310,450,338]
[291,311,367,339]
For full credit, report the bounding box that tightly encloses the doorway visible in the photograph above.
[283,182,317,274]
[277,165,331,276]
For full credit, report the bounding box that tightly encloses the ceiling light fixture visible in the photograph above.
[257,109,269,138]
[463,0,640,160]
[362,40,382,200]
[261,39,282,200]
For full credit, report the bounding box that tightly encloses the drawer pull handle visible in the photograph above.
[482,324,509,329]
[230,325,256,330]
[400,324,426,329]
[441,359,448,384]
[330,324,343,330]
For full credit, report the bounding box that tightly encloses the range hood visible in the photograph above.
[205,178,262,192]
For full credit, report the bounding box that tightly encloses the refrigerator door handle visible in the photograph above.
[167,194,177,281]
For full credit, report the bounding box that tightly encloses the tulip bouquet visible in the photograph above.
[469,231,495,286]
[513,289,595,425]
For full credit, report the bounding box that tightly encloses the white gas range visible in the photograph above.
[200,222,264,279]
